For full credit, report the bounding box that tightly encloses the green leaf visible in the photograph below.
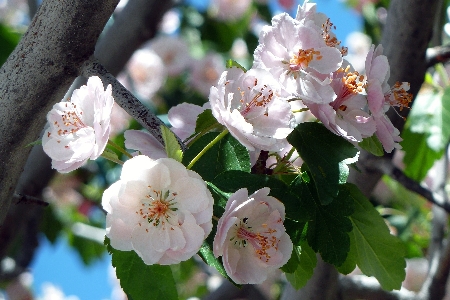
[194,109,220,135]
[402,130,443,181]
[68,232,105,265]
[40,205,63,244]
[287,122,358,205]
[301,179,354,266]
[285,242,317,290]
[161,125,183,162]
[106,238,178,300]
[198,242,229,279]
[25,139,42,147]
[182,133,250,181]
[407,89,450,152]
[345,184,406,291]
[358,135,384,156]
[226,59,247,72]
[0,23,20,67]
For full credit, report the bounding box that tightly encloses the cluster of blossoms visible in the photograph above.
[41,0,411,286]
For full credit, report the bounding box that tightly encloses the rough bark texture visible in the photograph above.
[0,0,119,225]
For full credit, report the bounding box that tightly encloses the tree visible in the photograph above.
[0,0,449,299]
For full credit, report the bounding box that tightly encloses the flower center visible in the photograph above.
[50,102,87,138]
[321,18,347,55]
[385,82,412,111]
[331,67,365,111]
[136,188,178,230]
[289,48,322,72]
[231,217,279,263]
[238,78,275,117]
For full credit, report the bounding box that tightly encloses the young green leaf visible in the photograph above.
[358,135,384,156]
[198,242,229,279]
[106,238,178,300]
[302,181,354,266]
[161,125,183,162]
[287,122,358,205]
[226,60,247,72]
[284,242,317,290]
[182,133,250,181]
[402,130,443,181]
[345,184,406,291]
[194,109,220,136]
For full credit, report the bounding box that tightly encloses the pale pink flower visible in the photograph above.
[189,53,226,97]
[42,76,114,173]
[307,64,376,142]
[124,130,166,159]
[209,0,252,22]
[364,45,412,152]
[103,155,214,265]
[168,102,210,141]
[253,12,343,104]
[149,36,191,76]
[120,48,167,101]
[209,67,295,151]
[213,188,293,284]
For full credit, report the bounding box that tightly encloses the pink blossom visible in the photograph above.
[364,45,412,152]
[103,155,214,265]
[120,48,167,101]
[213,188,293,284]
[307,64,376,142]
[209,67,295,151]
[253,12,343,104]
[168,102,210,141]
[209,0,252,21]
[149,36,191,76]
[124,130,167,159]
[189,52,226,97]
[42,76,114,173]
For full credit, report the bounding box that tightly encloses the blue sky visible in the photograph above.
[28,1,362,299]
[30,237,112,300]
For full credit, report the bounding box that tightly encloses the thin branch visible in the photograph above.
[81,57,186,151]
[364,158,450,213]
[338,275,417,300]
[426,45,450,68]
[418,145,450,300]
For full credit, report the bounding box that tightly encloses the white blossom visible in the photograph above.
[42,76,114,173]
[209,67,295,151]
[103,155,214,265]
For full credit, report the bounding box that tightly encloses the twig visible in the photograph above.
[81,57,186,151]
[13,193,48,207]
[426,45,450,68]
[365,158,450,213]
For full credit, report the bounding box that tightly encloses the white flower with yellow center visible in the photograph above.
[102,155,213,265]
[42,76,114,173]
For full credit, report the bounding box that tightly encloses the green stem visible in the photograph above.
[186,123,224,148]
[101,152,124,165]
[292,107,310,113]
[187,129,229,170]
[108,140,133,159]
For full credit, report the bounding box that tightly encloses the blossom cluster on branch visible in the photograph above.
[41,0,410,294]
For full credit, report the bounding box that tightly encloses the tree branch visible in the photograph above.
[363,157,450,213]
[426,45,450,68]
[0,0,119,225]
[81,57,186,150]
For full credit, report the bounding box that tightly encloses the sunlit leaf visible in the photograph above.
[288,122,358,205]
[345,184,406,291]
[161,125,183,162]
[358,135,384,156]
[183,133,250,181]
[106,238,178,300]
[284,242,317,290]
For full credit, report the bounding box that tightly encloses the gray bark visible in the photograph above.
[0,0,119,225]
